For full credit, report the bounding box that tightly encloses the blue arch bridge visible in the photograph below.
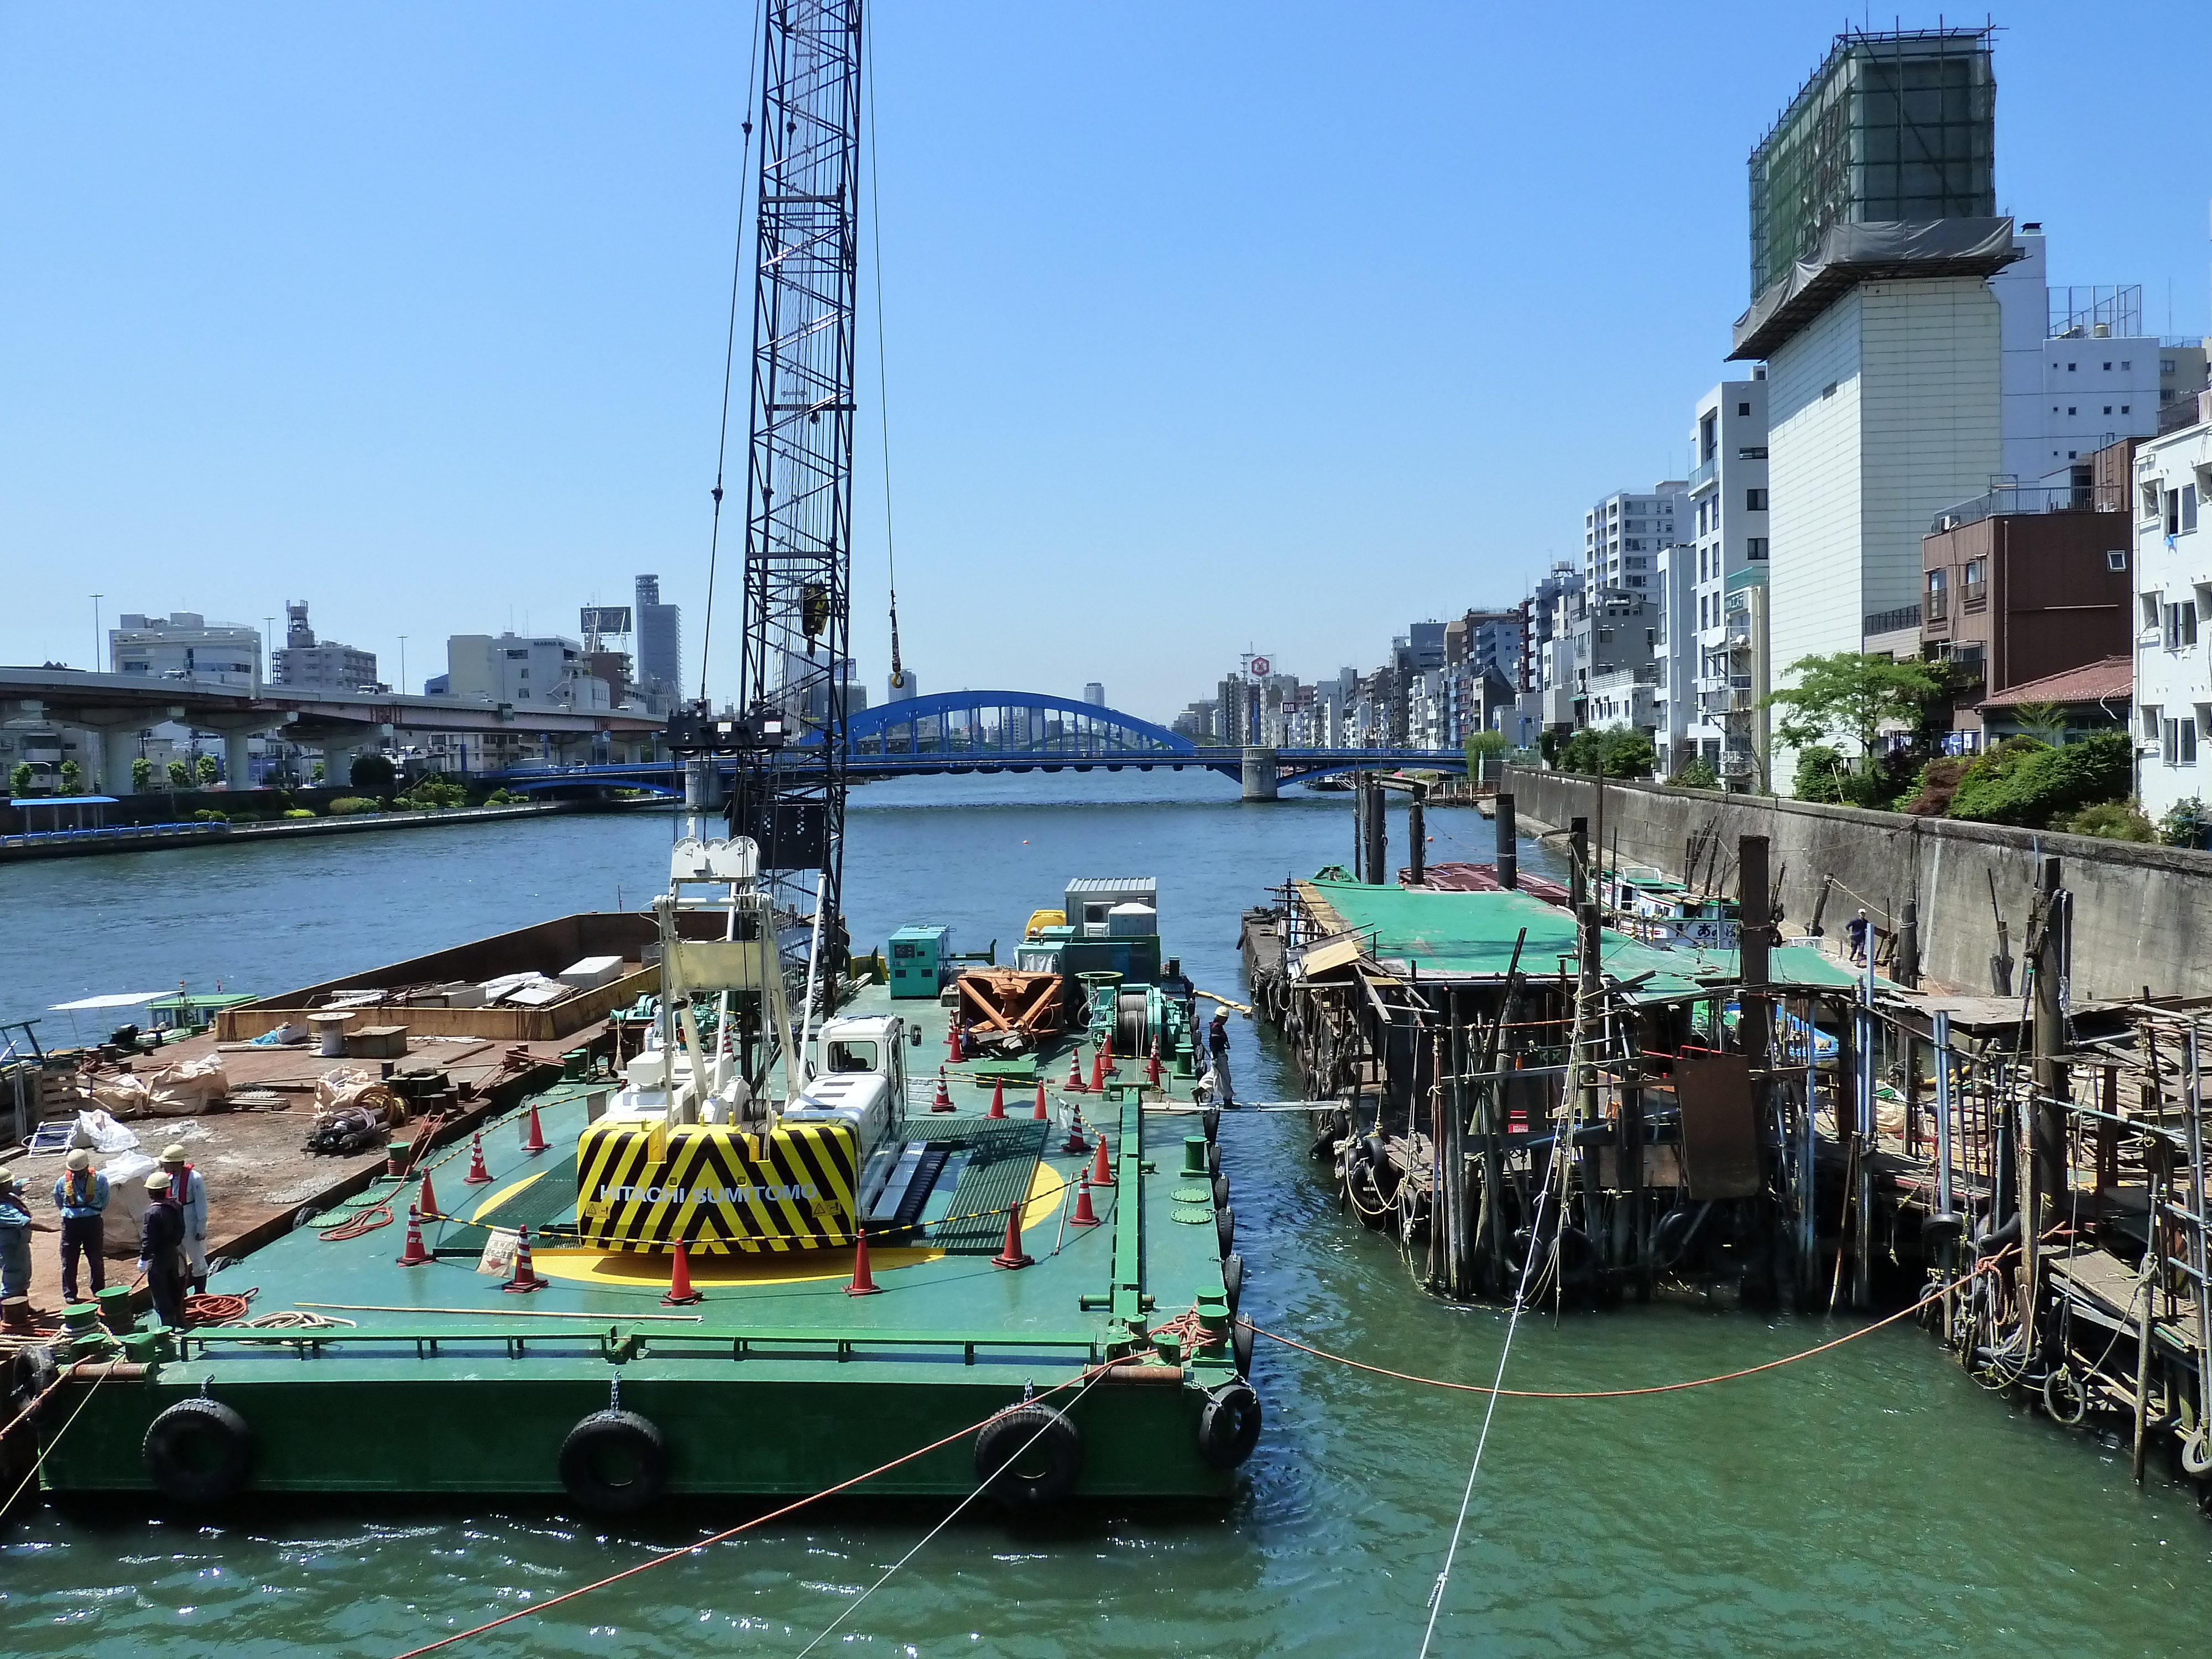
[482,688,1468,799]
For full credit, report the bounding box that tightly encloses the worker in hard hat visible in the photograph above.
[160,1143,210,1295]
[139,1171,187,1329]
[52,1148,109,1306]
[0,1173,56,1309]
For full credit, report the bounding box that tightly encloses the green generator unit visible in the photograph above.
[888,925,954,1000]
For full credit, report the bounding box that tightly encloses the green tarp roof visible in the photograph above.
[1302,880,1879,997]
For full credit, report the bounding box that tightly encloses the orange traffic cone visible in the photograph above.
[417,1170,440,1220]
[1062,1109,1089,1157]
[987,1078,1006,1120]
[462,1133,492,1185]
[397,1203,433,1265]
[662,1240,702,1305]
[521,1105,547,1155]
[932,1068,954,1112]
[946,1018,961,1061]
[991,1204,1032,1270]
[846,1227,884,1296]
[1070,1172,1100,1227]
[1091,1135,1115,1187]
[1032,1082,1049,1121]
[1089,1051,1108,1093]
[1102,1033,1114,1069]
[1065,1048,1087,1092]
[503,1225,548,1293]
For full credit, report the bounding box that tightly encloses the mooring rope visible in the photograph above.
[1417,1141,1557,1657]
[1248,1250,2010,1404]
[791,1364,1117,1657]
[385,1356,1136,1659]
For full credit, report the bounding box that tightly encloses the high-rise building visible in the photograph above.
[1083,682,1105,706]
[1583,486,1688,594]
[1681,380,1771,786]
[270,601,378,693]
[634,574,683,697]
[109,612,261,688]
[1734,26,2016,789]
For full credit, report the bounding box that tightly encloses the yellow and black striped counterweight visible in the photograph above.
[576,1119,859,1253]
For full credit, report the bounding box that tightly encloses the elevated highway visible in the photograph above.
[0,666,663,792]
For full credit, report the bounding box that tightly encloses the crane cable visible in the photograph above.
[863,23,905,693]
[696,0,768,703]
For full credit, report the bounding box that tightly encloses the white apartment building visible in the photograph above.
[110,612,262,687]
[1583,484,1687,596]
[1650,542,1697,775]
[1996,227,2209,493]
[1682,379,1771,782]
[2132,411,2212,821]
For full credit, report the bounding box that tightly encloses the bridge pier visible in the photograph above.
[1240,747,1279,802]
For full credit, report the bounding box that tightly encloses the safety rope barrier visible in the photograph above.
[1245,1251,2011,1402]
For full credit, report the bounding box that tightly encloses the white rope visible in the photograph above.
[1416,1140,1558,1657]
[792,1368,1112,1657]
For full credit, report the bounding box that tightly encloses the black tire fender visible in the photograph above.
[1196,1380,1263,1470]
[1215,1204,1235,1259]
[1233,1318,1255,1378]
[1221,1253,1244,1314]
[1202,1104,1221,1142]
[1213,1173,1230,1211]
[143,1397,255,1506]
[558,1409,669,1515]
[973,1403,1083,1509]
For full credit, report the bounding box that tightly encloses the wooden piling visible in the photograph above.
[1494,791,1517,890]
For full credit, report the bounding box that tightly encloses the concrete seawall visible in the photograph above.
[1502,764,2212,998]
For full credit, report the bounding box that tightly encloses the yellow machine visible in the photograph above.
[575,1119,859,1253]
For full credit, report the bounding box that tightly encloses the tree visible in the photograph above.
[310,761,326,784]
[58,760,82,792]
[2008,699,2069,747]
[8,762,32,795]
[166,759,192,789]
[131,757,154,792]
[1463,729,1509,785]
[195,752,220,786]
[1556,724,1657,779]
[1765,652,1940,771]
[349,752,398,795]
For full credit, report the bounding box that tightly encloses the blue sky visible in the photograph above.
[3,2,2208,723]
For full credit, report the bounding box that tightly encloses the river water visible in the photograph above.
[4,774,2208,1656]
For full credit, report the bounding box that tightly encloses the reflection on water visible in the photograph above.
[5,774,2209,1655]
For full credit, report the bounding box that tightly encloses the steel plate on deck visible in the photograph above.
[1171,1205,1213,1225]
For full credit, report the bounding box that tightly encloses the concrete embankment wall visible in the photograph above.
[1502,765,2212,999]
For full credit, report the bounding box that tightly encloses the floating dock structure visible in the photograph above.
[1245,787,2212,1492]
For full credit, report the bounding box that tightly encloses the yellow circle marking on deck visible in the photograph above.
[524,1160,1076,1286]
[470,1170,545,1224]
[530,1245,947,1286]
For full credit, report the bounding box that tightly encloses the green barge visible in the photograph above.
[30,847,1258,1512]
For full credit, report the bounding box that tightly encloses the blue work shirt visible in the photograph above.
[53,1168,109,1220]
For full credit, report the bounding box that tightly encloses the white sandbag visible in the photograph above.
[147,1054,230,1116]
[315,1066,381,1112]
[100,1150,159,1234]
[74,1105,143,1151]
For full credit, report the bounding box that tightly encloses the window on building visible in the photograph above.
[2166,717,2198,765]
[2189,486,2201,534]
[2068,362,2077,372]
[1700,411,1717,462]
[2068,406,2077,416]
[2122,361,2132,371]
[2104,406,2113,415]
[1737,401,1751,416]
[1746,538,1768,560]
[2166,601,2198,650]
[1962,559,1986,606]
[2145,482,2165,520]
[2163,358,2178,375]
[1745,488,1766,512]
[1926,568,1949,622]
[2144,704,2163,740]
[518,667,530,679]
[505,648,529,659]
[2144,592,2164,631]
